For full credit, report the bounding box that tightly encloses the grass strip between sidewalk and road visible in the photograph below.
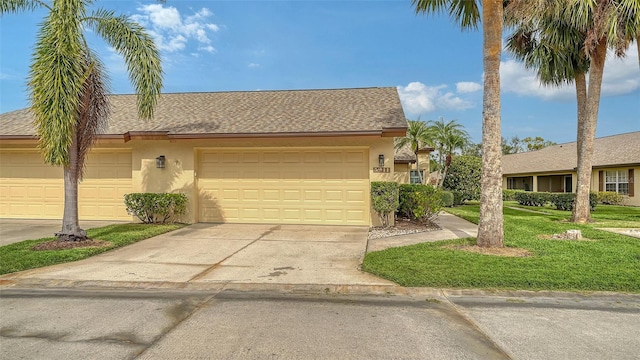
[0,223,185,275]
[363,203,640,293]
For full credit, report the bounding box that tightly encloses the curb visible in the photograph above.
[1,278,638,302]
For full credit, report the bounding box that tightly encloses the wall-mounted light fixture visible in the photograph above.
[156,155,166,169]
[378,154,385,167]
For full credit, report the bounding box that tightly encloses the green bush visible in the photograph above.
[514,191,551,207]
[370,182,399,228]
[124,193,188,224]
[596,191,625,205]
[451,190,465,206]
[550,192,598,211]
[442,156,481,203]
[550,193,575,211]
[502,189,523,201]
[398,184,444,223]
[440,191,454,207]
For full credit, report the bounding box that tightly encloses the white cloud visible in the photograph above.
[131,5,221,55]
[397,82,474,116]
[500,42,640,100]
[456,81,482,93]
[248,63,260,68]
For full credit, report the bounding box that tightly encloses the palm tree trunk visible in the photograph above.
[572,40,606,223]
[58,131,87,241]
[477,0,504,248]
[414,151,424,184]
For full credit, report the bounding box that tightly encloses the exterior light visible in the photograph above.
[156,155,166,169]
[378,154,385,167]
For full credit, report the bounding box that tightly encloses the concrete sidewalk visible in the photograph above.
[367,212,478,252]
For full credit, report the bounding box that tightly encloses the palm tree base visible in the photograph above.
[55,229,88,242]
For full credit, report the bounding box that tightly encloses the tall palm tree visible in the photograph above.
[429,117,470,187]
[507,0,640,223]
[394,120,434,184]
[1,0,163,240]
[412,0,504,247]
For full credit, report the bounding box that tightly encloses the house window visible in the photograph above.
[605,170,629,195]
[410,170,424,184]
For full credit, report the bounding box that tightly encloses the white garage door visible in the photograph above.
[0,150,132,220]
[198,148,370,225]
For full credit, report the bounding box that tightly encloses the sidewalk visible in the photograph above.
[366,212,478,252]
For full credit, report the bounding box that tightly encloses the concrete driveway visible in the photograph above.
[2,223,392,287]
[0,219,125,246]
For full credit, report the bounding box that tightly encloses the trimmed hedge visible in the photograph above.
[502,189,523,201]
[124,193,188,224]
[550,192,598,211]
[440,191,454,207]
[398,184,444,223]
[514,191,552,207]
[596,191,625,205]
[370,182,399,228]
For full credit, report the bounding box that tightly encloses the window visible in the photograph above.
[605,170,629,195]
[410,170,424,184]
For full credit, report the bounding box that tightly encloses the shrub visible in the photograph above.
[398,184,444,223]
[440,191,454,207]
[451,190,465,206]
[370,182,399,228]
[442,156,481,203]
[502,189,522,201]
[550,192,598,211]
[514,191,551,207]
[596,191,625,205]
[124,193,188,224]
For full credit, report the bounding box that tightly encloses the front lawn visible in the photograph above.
[362,204,640,293]
[0,223,184,275]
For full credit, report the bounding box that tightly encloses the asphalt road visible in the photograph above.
[1,288,639,359]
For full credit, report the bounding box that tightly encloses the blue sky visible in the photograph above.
[1,1,639,144]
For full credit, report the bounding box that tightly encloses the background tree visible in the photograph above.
[522,136,556,151]
[1,0,163,241]
[429,117,470,187]
[442,155,482,205]
[506,0,640,223]
[413,0,504,247]
[394,119,434,184]
[501,136,523,154]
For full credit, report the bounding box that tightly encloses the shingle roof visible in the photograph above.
[0,87,407,138]
[394,143,416,163]
[502,131,640,174]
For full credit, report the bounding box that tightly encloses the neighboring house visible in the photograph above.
[0,87,408,226]
[393,144,433,184]
[502,131,639,206]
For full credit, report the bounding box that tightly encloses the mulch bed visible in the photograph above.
[368,217,440,240]
[32,239,112,251]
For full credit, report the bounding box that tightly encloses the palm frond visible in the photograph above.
[0,0,48,13]
[412,0,480,30]
[75,42,110,180]
[29,0,86,165]
[85,9,162,120]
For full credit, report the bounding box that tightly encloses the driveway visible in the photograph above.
[0,219,125,246]
[2,223,392,287]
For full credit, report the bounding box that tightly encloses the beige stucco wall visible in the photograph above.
[129,136,395,225]
[1,136,400,225]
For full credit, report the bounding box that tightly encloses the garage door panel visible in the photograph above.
[0,150,132,220]
[198,148,369,225]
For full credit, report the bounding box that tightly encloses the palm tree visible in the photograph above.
[1,0,163,240]
[429,117,470,187]
[394,120,434,184]
[506,0,640,223]
[413,0,504,247]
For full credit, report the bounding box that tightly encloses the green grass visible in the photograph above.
[363,204,640,293]
[0,223,185,275]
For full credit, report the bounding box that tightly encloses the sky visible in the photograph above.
[1,1,639,144]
